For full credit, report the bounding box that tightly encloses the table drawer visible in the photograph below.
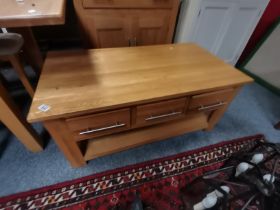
[188,89,234,111]
[82,0,173,9]
[135,98,187,126]
[65,109,130,141]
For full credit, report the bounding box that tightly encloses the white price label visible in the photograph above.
[38,104,51,112]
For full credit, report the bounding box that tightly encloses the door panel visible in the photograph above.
[97,29,126,48]
[217,4,261,64]
[191,2,234,53]
[74,0,180,48]
[134,10,171,46]
[83,10,132,48]
[182,0,269,65]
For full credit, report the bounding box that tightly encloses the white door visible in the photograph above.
[216,2,264,64]
[190,1,236,55]
[175,0,269,65]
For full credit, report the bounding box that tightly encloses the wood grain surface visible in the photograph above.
[0,0,66,27]
[82,0,174,9]
[28,44,253,122]
[73,0,180,48]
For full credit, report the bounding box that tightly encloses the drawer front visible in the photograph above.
[66,109,130,141]
[188,89,234,111]
[135,98,187,126]
[82,0,173,9]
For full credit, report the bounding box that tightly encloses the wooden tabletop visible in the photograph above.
[0,0,66,27]
[28,44,253,122]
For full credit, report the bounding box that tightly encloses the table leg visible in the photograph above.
[11,27,43,73]
[275,121,280,130]
[206,87,241,131]
[44,120,86,168]
[0,82,43,152]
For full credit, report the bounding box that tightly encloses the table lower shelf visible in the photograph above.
[84,113,208,161]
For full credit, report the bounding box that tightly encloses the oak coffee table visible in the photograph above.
[27,44,253,167]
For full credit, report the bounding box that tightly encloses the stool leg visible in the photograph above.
[0,82,43,152]
[275,121,280,130]
[10,27,43,73]
[8,55,35,97]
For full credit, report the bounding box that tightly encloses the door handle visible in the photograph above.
[198,102,227,111]
[145,111,182,121]
[129,38,137,46]
[79,122,126,135]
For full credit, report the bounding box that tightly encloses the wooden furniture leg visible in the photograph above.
[11,27,43,73]
[0,82,43,152]
[274,121,280,130]
[8,54,35,97]
[44,120,86,167]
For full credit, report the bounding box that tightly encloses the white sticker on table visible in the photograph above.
[38,104,51,112]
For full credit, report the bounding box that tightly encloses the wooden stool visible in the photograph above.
[0,33,35,97]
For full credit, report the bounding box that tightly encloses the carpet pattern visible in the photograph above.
[0,134,264,210]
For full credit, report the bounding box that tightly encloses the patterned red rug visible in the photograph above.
[0,134,265,210]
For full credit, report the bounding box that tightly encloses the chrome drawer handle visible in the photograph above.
[145,111,182,121]
[198,102,227,111]
[79,122,126,135]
